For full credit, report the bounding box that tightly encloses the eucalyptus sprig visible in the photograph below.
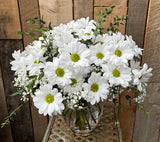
[107,15,128,33]
[93,5,115,36]
[17,17,52,40]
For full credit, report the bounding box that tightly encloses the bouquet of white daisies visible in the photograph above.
[9,15,152,118]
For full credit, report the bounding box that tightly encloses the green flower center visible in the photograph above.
[70,53,80,62]
[112,69,120,77]
[84,33,91,36]
[70,78,77,86]
[45,94,54,104]
[96,52,104,59]
[91,83,99,92]
[115,50,122,57]
[34,60,40,64]
[56,68,65,77]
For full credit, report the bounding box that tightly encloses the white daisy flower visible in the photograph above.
[132,63,152,91]
[93,33,112,45]
[89,43,109,66]
[130,60,141,70]
[60,41,91,71]
[33,84,64,116]
[125,35,143,58]
[44,58,72,86]
[83,72,109,105]
[63,72,84,94]
[10,50,27,73]
[102,64,132,87]
[106,39,135,66]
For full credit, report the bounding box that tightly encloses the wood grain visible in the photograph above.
[0,40,34,142]
[126,0,150,48]
[118,90,137,142]
[141,0,160,83]
[30,100,48,142]
[18,0,40,46]
[74,0,93,20]
[0,0,21,39]
[133,83,160,142]
[133,0,160,141]
[18,1,48,141]
[39,0,73,26]
[0,66,13,142]
[94,0,127,7]
[94,6,127,36]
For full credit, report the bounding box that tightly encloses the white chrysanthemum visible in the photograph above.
[44,58,72,86]
[25,40,46,60]
[53,27,77,49]
[132,63,152,91]
[102,64,132,87]
[106,39,135,66]
[33,84,64,116]
[83,72,109,105]
[60,41,91,70]
[93,33,112,45]
[67,17,96,40]
[89,43,109,66]
[63,73,84,94]
[130,60,141,70]
[10,50,27,73]
[125,35,143,58]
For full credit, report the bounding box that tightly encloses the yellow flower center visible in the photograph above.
[34,60,40,64]
[112,69,120,77]
[45,94,54,104]
[91,83,99,92]
[84,33,91,36]
[96,52,104,59]
[70,53,80,62]
[56,68,65,77]
[115,50,122,57]
[70,78,77,86]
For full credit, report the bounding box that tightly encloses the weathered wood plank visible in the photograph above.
[18,1,49,141]
[0,0,21,39]
[74,0,93,20]
[0,40,34,142]
[141,0,159,83]
[30,100,48,142]
[133,83,160,142]
[94,0,127,7]
[94,6,127,36]
[18,0,40,46]
[118,91,137,142]
[120,1,149,141]
[133,0,160,141]
[0,66,13,142]
[126,0,150,48]
[39,0,73,26]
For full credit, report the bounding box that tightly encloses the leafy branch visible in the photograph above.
[135,102,150,115]
[1,103,24,128]
[93,5,115,36]
[107,15,128,33]
[17,17,52,40]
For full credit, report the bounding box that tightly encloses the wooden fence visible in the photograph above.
[0,0,159,142]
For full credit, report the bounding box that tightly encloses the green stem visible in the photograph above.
[1,103,24,128]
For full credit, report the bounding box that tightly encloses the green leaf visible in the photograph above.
[125,95,131,100]
[29,32,35,37]
[34,17,38,19]
[17,31,26,35]
[49,22,52,30]
[9,89,24,97]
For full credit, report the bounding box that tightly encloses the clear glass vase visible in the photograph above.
[63,101,103,136]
